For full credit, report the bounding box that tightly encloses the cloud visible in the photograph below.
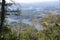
[6,0,58,3]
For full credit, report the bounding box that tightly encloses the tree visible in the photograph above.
[0,0,21,40]
[0,0,5,32]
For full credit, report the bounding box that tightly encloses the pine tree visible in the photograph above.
[0,0,21,32]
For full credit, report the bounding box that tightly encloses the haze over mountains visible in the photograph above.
[6,1,60,29]
[21,1,59,9]
[10,1,59,10]
[9,1,59,15]
[7,1,59,20]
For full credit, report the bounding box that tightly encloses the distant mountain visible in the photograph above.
[9,1,59,10]
[7,1,59,17]
[20,1,59,9]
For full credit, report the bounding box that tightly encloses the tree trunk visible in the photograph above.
[0,0,5,32]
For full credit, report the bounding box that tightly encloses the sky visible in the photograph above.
[6,0,58,3]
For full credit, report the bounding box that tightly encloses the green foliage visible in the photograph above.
[39,14,60,40]
[41,14,60,28]
[0,14,60,40]
[0,25,18,40]
[20,26,38,40]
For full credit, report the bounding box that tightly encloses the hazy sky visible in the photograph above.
[6,0,58,3]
